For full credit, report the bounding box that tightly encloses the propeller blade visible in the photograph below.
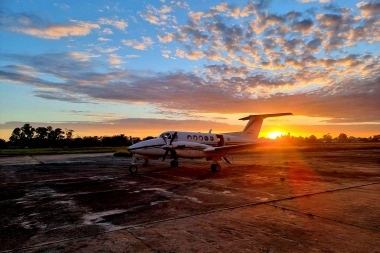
[162,132,177,162]
[169,132,177,145]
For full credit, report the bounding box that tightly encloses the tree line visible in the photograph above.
[0,123,144,149]
[0,124,379,149]
[272,132,380,144]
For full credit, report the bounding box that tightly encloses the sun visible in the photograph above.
[267,131,284,139]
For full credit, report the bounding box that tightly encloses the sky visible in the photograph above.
[0,0,379,140]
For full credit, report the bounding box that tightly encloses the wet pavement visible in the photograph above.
[1,149,380,252]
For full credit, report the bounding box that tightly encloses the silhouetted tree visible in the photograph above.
[47,127,64,141]
[323,133,332,143]
[9,127,23,145]
[338,133,348,142]
[101,134,128,146]
[82,136,101,146]
[35,127,48,139]
[0,139,6,149]
[308,135,317,143]
[21,123,35,139]
[65,129,74,140]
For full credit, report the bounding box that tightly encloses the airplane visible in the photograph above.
[127,113,292,175]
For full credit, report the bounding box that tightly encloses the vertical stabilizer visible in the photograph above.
[239,113,292,140]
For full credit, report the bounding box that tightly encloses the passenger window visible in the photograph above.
[193,135,198,140]
[204,136,209,141]
[199,136,203,141]
[227,137,230,141]
[210,136,214,141]
[187,135,192,140]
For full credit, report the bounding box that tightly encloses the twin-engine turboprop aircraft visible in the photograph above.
[127,113,292,174]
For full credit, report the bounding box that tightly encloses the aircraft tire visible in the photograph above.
[211,164,221,172]
[129,165,138,175]
[171,160,179,168]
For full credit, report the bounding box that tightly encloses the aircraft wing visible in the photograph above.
[203,141,270,156]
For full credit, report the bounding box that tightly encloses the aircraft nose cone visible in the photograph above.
[127,144,136,153]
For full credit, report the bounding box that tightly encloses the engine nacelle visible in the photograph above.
[169,141,209,158]
[170,141,209,150]
[175,149,207,158]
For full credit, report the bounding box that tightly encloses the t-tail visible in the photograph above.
[225,113,292,140]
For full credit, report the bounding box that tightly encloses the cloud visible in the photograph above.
[62,110,125,120]
[98,18,128,31]
[1,50,379,123]
[291,19,314,34]
[357,2,380,17]
[1,2,380,126]
[9,21,99,39]
[139,4,175,25]
[101,28,113,34]
[98,37,111,41]
[121,37,154,50]
[108,54,122,65]
[161,50,171,58]
[69,52,100,62]
[95,46,120,53]
[126,55,140,58]
[157,32,174,43]
[0,12,99,39]
[54,3,69,9]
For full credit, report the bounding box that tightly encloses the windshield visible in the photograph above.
[159,132,178,141]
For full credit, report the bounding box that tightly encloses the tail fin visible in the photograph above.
[239,113,292,140]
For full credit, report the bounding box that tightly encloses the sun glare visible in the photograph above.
[267,131,284,139]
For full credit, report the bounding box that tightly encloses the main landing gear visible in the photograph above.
[211,163,221,172]
[128,156,179,175]
[170,160,179,168]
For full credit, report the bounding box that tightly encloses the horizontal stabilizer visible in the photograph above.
[239,113,292,121]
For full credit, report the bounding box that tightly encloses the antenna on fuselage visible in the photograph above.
[209,129,212,133]
[130,136,134,144]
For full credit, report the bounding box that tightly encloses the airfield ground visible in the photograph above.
[1,147,380,252]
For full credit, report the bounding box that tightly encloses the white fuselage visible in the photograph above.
[127,131,254,160]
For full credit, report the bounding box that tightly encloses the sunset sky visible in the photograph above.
[0,0,379,140]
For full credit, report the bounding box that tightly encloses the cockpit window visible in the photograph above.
[160,132,174,140]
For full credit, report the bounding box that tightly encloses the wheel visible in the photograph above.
[211,163,221,172]
[129,165,138,175]
[170,160,179,168]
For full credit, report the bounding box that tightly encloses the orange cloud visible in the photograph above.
[10,21,99,39]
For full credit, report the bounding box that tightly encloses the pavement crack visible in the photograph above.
[126,229,156,252]
[29,155,44,164]
[266,203,380,232]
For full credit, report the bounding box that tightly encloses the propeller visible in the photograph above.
[162,132,177,161]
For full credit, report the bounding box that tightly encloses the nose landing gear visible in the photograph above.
[129,156,138,175]
[129,165,138,175]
